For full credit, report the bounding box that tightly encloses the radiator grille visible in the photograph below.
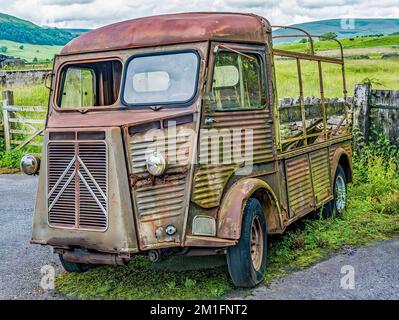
[47,141,107,230]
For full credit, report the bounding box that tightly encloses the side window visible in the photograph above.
[60,67,95,108]
[212,51,266,110]
[58,60,122,108]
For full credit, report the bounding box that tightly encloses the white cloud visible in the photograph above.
[0,0,398,29]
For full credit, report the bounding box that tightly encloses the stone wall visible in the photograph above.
[0,69,51,86]
[353,84,399,148]
[278,96,351,137]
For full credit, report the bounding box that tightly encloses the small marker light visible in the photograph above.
[165,224,177,236]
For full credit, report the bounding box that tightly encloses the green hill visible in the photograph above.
[0,40,62,63]
[0,12,75,46]
[274,18,399,44]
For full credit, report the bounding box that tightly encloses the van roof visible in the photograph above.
[60,12,270,55]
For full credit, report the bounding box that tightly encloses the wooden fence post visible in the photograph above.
[353,84,371,152]
[2,90,14,151]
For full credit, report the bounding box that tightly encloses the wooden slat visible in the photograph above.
[10,129,34,135]
[2,91,46,150]
[9,118,45,124]
[11,140,43,147]
[2,92,12,151]
[3,106,46,112]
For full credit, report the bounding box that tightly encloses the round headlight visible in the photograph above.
[146,151,166,176]
[20,154,40,175]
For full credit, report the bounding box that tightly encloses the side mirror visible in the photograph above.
[44,72,53,90]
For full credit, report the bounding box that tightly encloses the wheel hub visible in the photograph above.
[335,175,346,214]
[250,216,263,271]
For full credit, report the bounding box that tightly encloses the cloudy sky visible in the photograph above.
[1,0,399,29]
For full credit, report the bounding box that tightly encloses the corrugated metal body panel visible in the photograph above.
[130,128,191,175]
[135,175,186,222]
[128,123,195,248]
[47,141,108,230]
[192,109,274,208]
[309,149,331,205]
[286,154,314,217]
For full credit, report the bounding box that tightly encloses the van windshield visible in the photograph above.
[122,51,200,107]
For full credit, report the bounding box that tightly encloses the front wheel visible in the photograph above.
[226,198,267,288]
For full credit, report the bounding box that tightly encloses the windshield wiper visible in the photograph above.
[150,105,163,111]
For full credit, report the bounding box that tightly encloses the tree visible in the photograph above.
[19,45,24,50]
[0,46,8,53]
[32,57,38,63]
[320,32,338,41]
[299,38,308,44]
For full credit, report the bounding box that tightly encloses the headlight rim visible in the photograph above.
[146,151,167,176]
[20,154,40,176]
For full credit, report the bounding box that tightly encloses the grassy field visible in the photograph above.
[56,145,399,299]
[0,83,50,106]
[0,40,61,62]
[0,83,49,168]
[275,58,399,98]
[275,35,399,53]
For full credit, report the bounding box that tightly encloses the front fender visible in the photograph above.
[217,178,282,239]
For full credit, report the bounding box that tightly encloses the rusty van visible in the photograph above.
[26,12,352,287]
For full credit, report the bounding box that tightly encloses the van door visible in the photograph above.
[191,42,276,210]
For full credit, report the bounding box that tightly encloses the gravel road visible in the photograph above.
[0,174,398,300]
[0,174,63,300]
[228,239,399,300]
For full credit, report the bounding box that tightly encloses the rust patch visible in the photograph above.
[61,13,270,55]
[192,109,275,208]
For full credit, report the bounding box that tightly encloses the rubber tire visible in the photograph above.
[323,164,347,218]
[59,254,92,273]
[226,198,267,288]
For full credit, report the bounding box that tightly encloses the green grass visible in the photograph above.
[56,145,399,300]
[276,35,399,52]
[0,83,48,166]
[0,83,50,106]
[275,58,399,98]
[0,40,61,62]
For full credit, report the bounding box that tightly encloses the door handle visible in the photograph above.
[204,117,216,125]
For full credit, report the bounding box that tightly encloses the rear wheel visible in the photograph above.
[323,164,347,218]
[226,198,267,288]
[59,254,92,273]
